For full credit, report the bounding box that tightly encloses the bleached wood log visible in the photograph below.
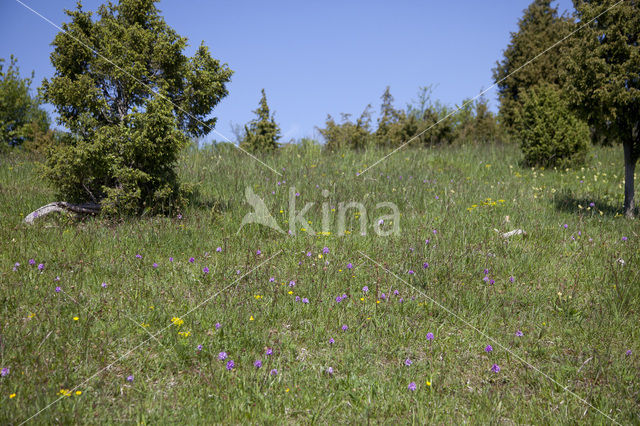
[501,229,526,238]
[24,202,101,224]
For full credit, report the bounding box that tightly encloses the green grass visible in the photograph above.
[1,142,638,424]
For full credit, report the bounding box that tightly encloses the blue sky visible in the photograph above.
[0,0,574,143]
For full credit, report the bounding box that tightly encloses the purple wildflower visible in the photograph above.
[38,264,44,271]
[347,263,353,269]
[426,332,434,341]
[491,364,500,373]
[215,322,222,330]
[336,296,342,303]
[218,352,227,360]
[394,289,399,296]
[342,325,348,331]
[323,247,329,254]
[408,382,417,391]
[55,286,61,293]
[29,259,36,265]
[404,358,412,366]
[622,236,628,242]
[362,286,369,293]
[408,270,415,275]
[189,257,195,263]
[302,298,309,304]
[169,257,174,262]
[270,369,278,376]
[485,345,493,353]
[197,344,203,351]
[257,249,262,255]
[101,282,107,288]
[203,266,209,274]
[1,367,9,377]
[226,360,234,370]
[254,360,262,368]
[515,330,523,337]
[289,280,296,287]
[423,262,429,269]
[509,276,515,283]
[269,277,275,282]
[295,296,300,302]
[626,349,632,356]
[266,348,273,355]
[327,367,334,375]
[135,254,142,259]
[329,338,335,344]
[126,375,134,382]
[152,263,158,268]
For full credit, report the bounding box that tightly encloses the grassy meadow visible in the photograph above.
[0,142,638,424]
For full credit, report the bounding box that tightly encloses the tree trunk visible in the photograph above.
[623,142,637,218]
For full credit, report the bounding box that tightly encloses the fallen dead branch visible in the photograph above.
[24,202,101,224]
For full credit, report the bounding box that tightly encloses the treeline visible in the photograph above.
[318,86,500,151]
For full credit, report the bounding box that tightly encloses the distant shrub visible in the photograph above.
[454,96,501,144]
[318,106,373,151]
[377,86,456,148]
[516,84,589,168]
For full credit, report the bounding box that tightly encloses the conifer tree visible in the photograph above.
[493,0,574,132]
[565,0,640,216]
[41,0,232,215]
[241,89,281,152]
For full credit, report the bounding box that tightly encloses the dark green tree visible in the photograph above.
[41,0,233,215]
[565,0,640,217]
[493,0,574,132]
[515,84,589,168]
[0,55,50,149]
[241,89,281,152]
